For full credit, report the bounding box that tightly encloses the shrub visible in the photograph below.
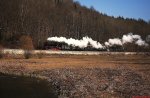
[0,50,3,59]
[37,51,44,59]
[24,50,32,59]
[0,45,4,59]
[19,35,34,50]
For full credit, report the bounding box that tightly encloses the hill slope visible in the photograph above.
[0,0,150,51]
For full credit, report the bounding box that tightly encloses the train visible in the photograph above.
[44,41,124,51]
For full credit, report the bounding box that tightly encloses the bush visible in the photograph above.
[37,51,44,59]
[19,35,34,50]
[0,45,4,59]
[24,50,32,59]
[0,50,3,59]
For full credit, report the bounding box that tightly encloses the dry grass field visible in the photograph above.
[1,54,150,69]
[0,54,150,98]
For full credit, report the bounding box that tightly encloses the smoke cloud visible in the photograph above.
[122,33,148,46]
[105,38,122,46]
[105,33,149,47]
[47,36,104,49]
[47,33,149,49]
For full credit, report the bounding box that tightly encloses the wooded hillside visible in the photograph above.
[0,0,150,51]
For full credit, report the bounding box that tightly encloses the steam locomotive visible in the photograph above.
[44,41,123,51]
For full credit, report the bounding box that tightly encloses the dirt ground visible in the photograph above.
[0,54,150,98]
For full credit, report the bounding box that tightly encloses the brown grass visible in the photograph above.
[0,54,149,70]
[0,54,150,98]
[0,54,150,82]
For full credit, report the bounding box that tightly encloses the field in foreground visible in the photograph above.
[0,54,150,98]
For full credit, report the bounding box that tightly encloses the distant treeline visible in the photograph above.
[0,0,150,51]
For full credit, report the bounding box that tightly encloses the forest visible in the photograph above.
[0,0,150,51]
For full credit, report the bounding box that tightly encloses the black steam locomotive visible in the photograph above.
[44,41,123,51]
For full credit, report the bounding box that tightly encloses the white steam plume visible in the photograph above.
[47,36,104,49]
[122,33,148,46]
[105,38,122,46]
[105,33,149,47]
[47,33,149,50]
